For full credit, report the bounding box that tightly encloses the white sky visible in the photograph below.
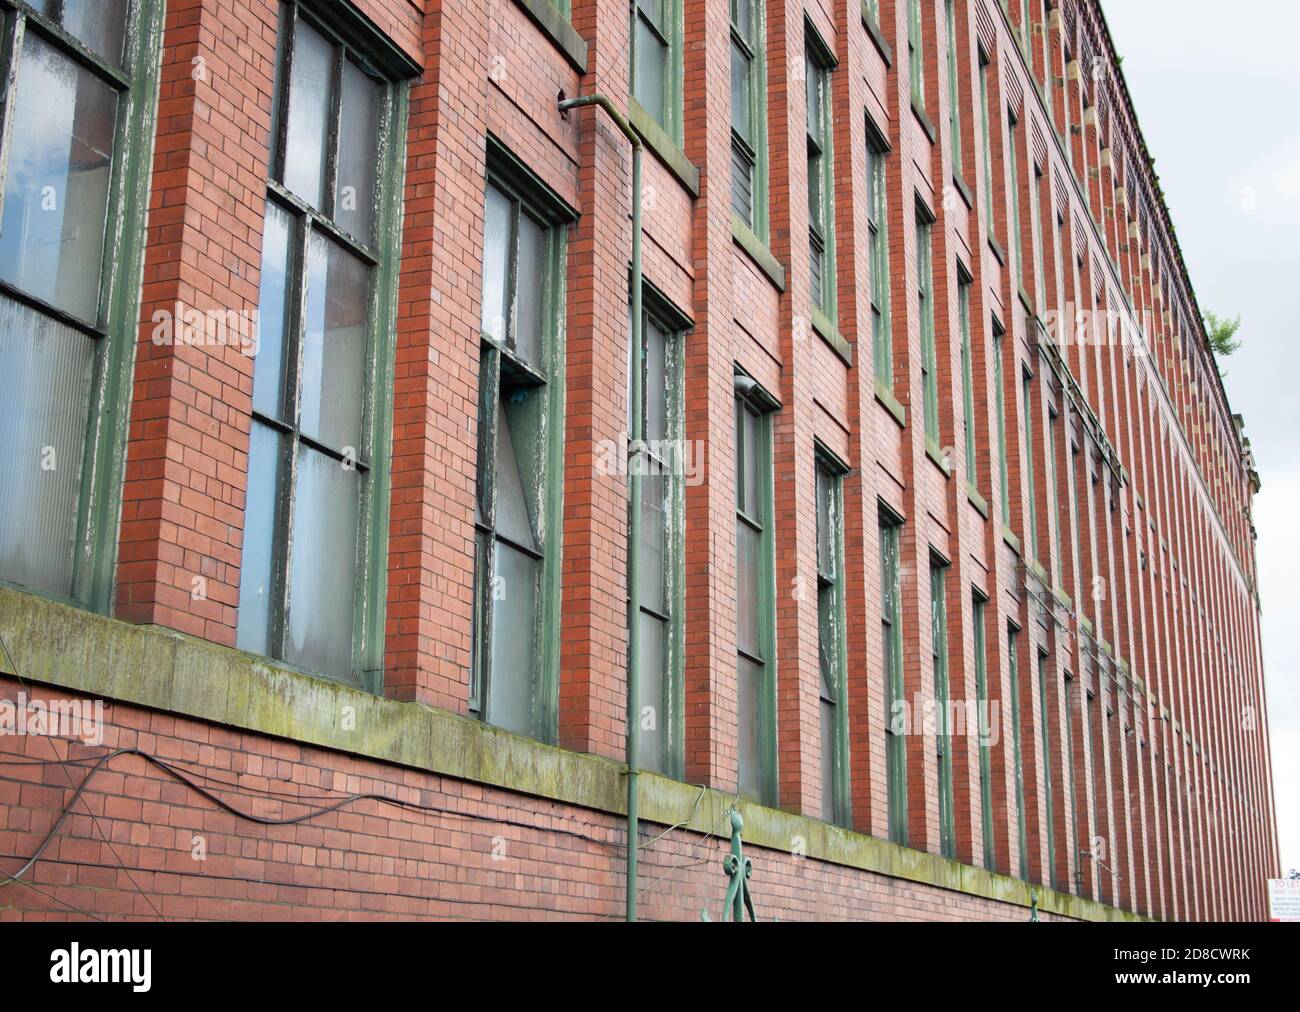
[1101,0,1300,881]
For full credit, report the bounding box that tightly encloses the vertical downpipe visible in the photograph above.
[556,91,643,923]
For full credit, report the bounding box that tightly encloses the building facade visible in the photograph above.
[0,0,1279,921]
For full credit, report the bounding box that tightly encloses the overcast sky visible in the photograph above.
[1101,0,1299,882]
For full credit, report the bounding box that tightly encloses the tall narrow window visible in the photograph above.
[1020,0,1034,72]
[917,207,939,443]
[931,558,955,858]
[629,294,687,777]
[993,318,1010,524]
[1030,164,1047,314]
[881,509,907,844]
[238,4,409,688]
[1038,651,1057,889]
[816,450,849,826]
[1042,0,1054,126]
[1047,401,1064,586]
[1052,208,1067,325]
[469,151,574,737]
[632,0,681,142]
[736,381,776,804]
[1022,370,1039,560]
[867,120,892,388]
[1009,626,1029,879]
[958,268,976,484]
[978,46,996,236]
[1064,668,1080,894]
[973,595,995,870]
[0,0,162,606]
[945,0,963,167]
[1007,111,1024,290]
[805,32,836,319]
[730,0,767,238]
[1062,44,1074,171]
[908,0,925,109]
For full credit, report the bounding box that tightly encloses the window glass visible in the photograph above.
[0,32,118,321]
[335,61,382,242]
[61,0,129,66]
[300,235,369,452]
[235,423,282,656]
[0,303,95,596]
[283,17,333,210]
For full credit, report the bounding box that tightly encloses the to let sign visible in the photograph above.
[1267,879,1300,922]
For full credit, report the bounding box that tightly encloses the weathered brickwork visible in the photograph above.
[0,0,1278,921]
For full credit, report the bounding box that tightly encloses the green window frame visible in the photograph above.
[237,0,412,690]
[1030,163,1047,314]
[630,286,689,778]
[730,0,768,240]
[1009,625,1029,879]
[1020,0,1034,72]
[1064,668,1080,894]
[958,266,976,484]
[1022,368,1039,560]
[908,0,925,109]
[1007,109,1024,290]
[1038,650,1057,889]
[470,141,576,740]
[631,0,683,144]
[1047,398,1063,586]
[735,375,778,806]
[0,0,164,610]
[805,27,836,321]
[930,556,955,859]
[1061,43,1074,170]
[945,0,963,168]
[867,118,893,389]
[978,45,996,238]
[880,506,907,845]
[917,204,939,444]
[816,447,850,827]
[973,594,995,871]
[1041,0,1054,125]
[993,317,1010,524]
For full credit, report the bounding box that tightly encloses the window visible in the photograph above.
[978,46,996,237]
[1022,370,1039,560]
[1047,400,1063,585]
[958,268,976,483]
[1064,669,1080,893]
[973,595,995,870]
[880,508,907,844]
[945,0,963,168]
[1062,44,1074,170]
[1020,0,1034,71]
[1009,626,1029,879]
[805,31,836,319]
[1052,209,1067,324]
[917,206,939,444]
[1006,110,1024,289]
[908,0,925,109]
[0,0,161,606]
[931,558,955,858]
[1042,0,1054,126]
[630,291,688,777]
[632,0,681,141]
[816,450,850,826]
[1030,164,1047,314]
[236,3,409,688]
[730,0,768,238]
[469,149,574,737]
[736,379,777,804]
[1038,651,1057,888]
[867,120,893,388]
[993,318,1010,524]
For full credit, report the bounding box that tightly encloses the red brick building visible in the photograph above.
[0,0,1279,921]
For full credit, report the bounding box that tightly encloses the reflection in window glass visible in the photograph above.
[0,33,118,321]
[282,18,333,210]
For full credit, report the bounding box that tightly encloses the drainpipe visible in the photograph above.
[557,90,643,923]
